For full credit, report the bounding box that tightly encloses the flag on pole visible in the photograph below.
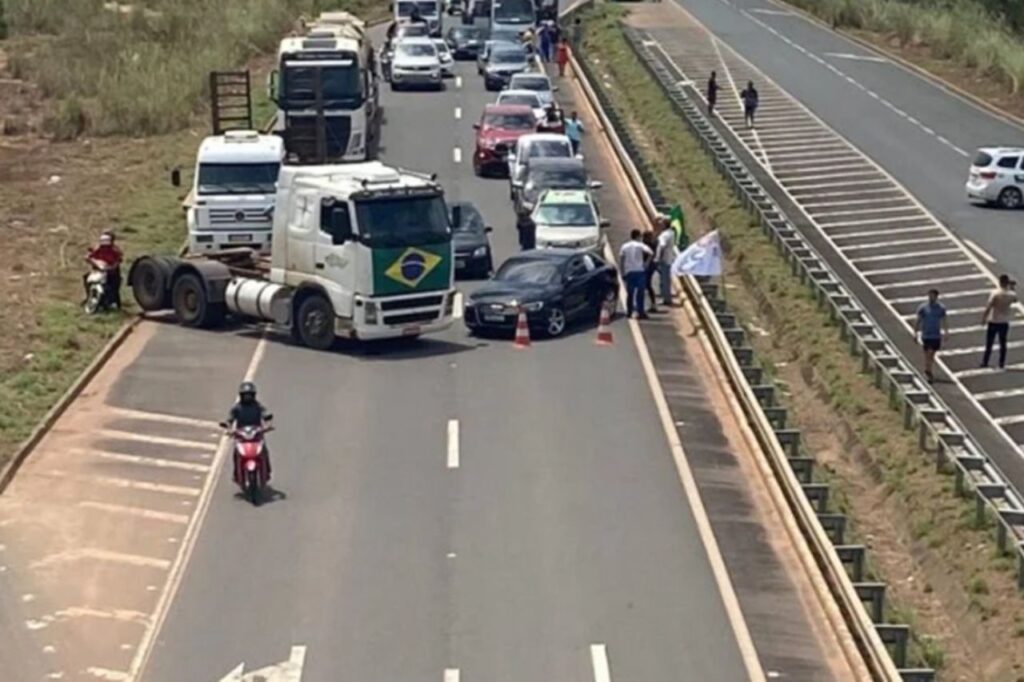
[671,230,723,277]
[668,204,687,248]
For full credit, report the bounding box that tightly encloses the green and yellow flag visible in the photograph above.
[669,204,687,248]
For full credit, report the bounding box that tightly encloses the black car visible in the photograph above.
[482,45,530,91]
[451,201,494,278]
[464,249,618,338]
[514,157,602,227]
[446,25,486,59]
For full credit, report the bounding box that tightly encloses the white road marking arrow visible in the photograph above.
[218,645,306,682]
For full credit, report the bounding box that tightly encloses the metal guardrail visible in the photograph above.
[611,24,1024,591]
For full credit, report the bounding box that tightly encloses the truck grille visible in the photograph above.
[384,310,440,326]
[284,114,352,161]
[380,295,444,311]
[206,208,273,225]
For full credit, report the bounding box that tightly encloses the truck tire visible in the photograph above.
[130,256,177,311]
[296,295,336,351]
[172,273,224,328]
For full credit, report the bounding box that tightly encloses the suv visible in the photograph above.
[481,44,530,91]
[508,132,576,201]
[966,147,1024,209]
[530,189,610,251]
[391,37,443,90]
[473,104,537,177]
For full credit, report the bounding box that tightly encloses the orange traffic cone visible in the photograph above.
[513,307,531,349]
[595,303,614,346]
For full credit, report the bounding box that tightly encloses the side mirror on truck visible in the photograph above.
[268,71,279,105]
[170,168,181,188]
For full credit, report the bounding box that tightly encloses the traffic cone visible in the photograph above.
[595,303,614,346]
[513,307,532,349]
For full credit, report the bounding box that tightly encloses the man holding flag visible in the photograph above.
[668,204,688,249]
[671,230,723,278]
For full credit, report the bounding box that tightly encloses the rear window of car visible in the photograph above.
[483,112,535,129]
[973,151,994,167]
[500,94,540,107]
[528,140,570,157]
[997,155,1020,169]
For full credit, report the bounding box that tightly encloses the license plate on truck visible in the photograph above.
[402,325,422,336]
[228,234,251,243]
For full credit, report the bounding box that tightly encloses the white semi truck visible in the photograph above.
[393,0,443,36]
[132,162,457,348]
[271,13,380,163]
[177,130,284,254]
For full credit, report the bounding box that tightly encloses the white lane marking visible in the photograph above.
[447,419,460,469]
[964,238,996,264]
[748,7,792,15]
[956,363,1024,378]
[79,501,190,525]
[70,474,200,497]
[284,645,307,682]
[861,260,969,277]
[31,548,170,571]
[453,147,462,163]
[831,227,941,241]
[942,341,1024,356]
[454,106,462,120]
[455,76,462,89]
[85,667,130,680]
[823,52,888,63]
[843,237,950,251]
[95,430,217,452]
[59,607,150,625]
[453,291,464,319]
[851,247,962,263]
[590,644,611,682]
[444,669,460,682]
[875,273,988,290]
[819,214,929,228]
[128,336,268,682]
[85,450,211,473]
[803,195,912,208]
[106,407,220,430]
[995,414,1024,426]
[890,289,990,304]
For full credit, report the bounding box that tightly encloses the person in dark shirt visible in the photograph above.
[84,230,123,309]
[741,81,759,128]
[223,382,274,483]
[707,71,720,117]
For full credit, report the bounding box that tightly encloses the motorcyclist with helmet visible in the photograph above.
[222,382,274,485]
[83,230,123,310]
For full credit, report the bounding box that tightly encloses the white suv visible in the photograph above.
[391,38,443,91]
[966,147,1024,209]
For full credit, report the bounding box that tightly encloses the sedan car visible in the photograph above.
[446,25,486,58]
[508,132,577,200]
[464,249,619,338]
[495,89,545,123]
[391,38,443,90]
[515,157,602,226]
[508,72,557,107]
[433,38,455,77]
[476,39,516,74]
[966,147,1024,209]
[481,45,530,91]
[450,201,494,278]
[529,189,610,251]
[473,103,537,177]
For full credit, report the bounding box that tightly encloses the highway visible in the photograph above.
[0,22,856,682]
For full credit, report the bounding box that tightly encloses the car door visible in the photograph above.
[562,255,591,318]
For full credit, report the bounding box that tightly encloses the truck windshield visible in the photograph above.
[493,0,534,24]
[197,163,281,195]
[281,63,363,108]
[355,195,451,247]
[398,1,439,16]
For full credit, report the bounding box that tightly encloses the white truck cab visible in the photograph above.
[394,0,443,36]
[186,130,284,254]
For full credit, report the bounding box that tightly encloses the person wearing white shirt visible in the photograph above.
[654,218,678,306]
[619,229,654,319]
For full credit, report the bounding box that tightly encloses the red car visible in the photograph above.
[472,104,537,177]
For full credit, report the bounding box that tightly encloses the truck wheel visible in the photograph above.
[172,273,223,328]
[131,256,172,311]
[296,295,336,351]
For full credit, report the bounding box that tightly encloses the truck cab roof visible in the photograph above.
[278,34,362,59]
[278,162,440,197]
[197,131,285,164]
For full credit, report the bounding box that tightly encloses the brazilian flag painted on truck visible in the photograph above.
[372,244,452,296]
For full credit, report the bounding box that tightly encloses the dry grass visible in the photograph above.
[577,4,1024,678]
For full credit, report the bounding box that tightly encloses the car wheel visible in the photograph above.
[543,306,567,338]
[998,186,1023,209]
[600,285,618,316]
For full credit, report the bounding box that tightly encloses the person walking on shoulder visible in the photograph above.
[564,111,584,155]
[555,38,570,77]
[981,274,1018,369]
[641,230,660,314]
[915,288,947,383]
[707,71,720,117]
[620,229,653,320]
[654,216,678,307]
[741,81,759,128]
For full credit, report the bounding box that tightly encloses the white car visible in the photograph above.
[495,89,545,123]
[433,38,455,77]
[507,132,578,200]
[966,147,1024,209]
[530,189,610,250]
[391,37,443,91]
[508,73,556,107]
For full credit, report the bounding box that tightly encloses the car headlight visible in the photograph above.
[472,246,488,258]
[521,301,544,312]
[364,300,378,325]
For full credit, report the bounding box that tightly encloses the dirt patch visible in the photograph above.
[577,3,1024,678]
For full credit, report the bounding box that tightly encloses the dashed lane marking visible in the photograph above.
[447,419,459,469]
[964,238,997,264]
[823,52,889,63]
[590,644,612,682]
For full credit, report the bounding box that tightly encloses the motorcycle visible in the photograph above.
[83,261,111,315]
[221,417,274,506]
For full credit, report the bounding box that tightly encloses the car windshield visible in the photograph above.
[495,259,560,284]
[530,168,587,189]
[500,94,540,108]
[398,24,430,37]
[197,162,280,195]
[528,140,570,158]
[281,63,362,105]
[451,204,485,232]
[398,43,437,57]
[513,77,549,91]
[493,50,526,64]
[483,112,535,129]
[397,1,438,16]
[434,41,450,52]
[454,27,485,40]
[973,151,994,167]
[534,203,596,227]
[493,0,534,23]
[354,195,451,247]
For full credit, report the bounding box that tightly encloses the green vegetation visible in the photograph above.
[3,0,385,138]
[574,3,1024,675]
[785,0,1024,94]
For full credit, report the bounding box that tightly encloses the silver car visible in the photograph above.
[966,147,1024,209]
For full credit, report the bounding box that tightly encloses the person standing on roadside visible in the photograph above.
[564,111,584,155]
[655,216,678,307]
[981,274,1018,369]
[538,22,552,62]
[741,81,759,128]
[555,38,569,77]
[620,229,653,320]
[707,71,720,117]
[915,288,948,383]
[641,230,660,314]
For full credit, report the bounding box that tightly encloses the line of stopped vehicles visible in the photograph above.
[124,3,618,352]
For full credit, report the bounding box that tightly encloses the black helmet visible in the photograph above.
[238,381,257,399]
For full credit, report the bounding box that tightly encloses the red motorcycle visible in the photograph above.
[221,419,274,505]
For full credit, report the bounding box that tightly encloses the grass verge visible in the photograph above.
[577,3,1024,678]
